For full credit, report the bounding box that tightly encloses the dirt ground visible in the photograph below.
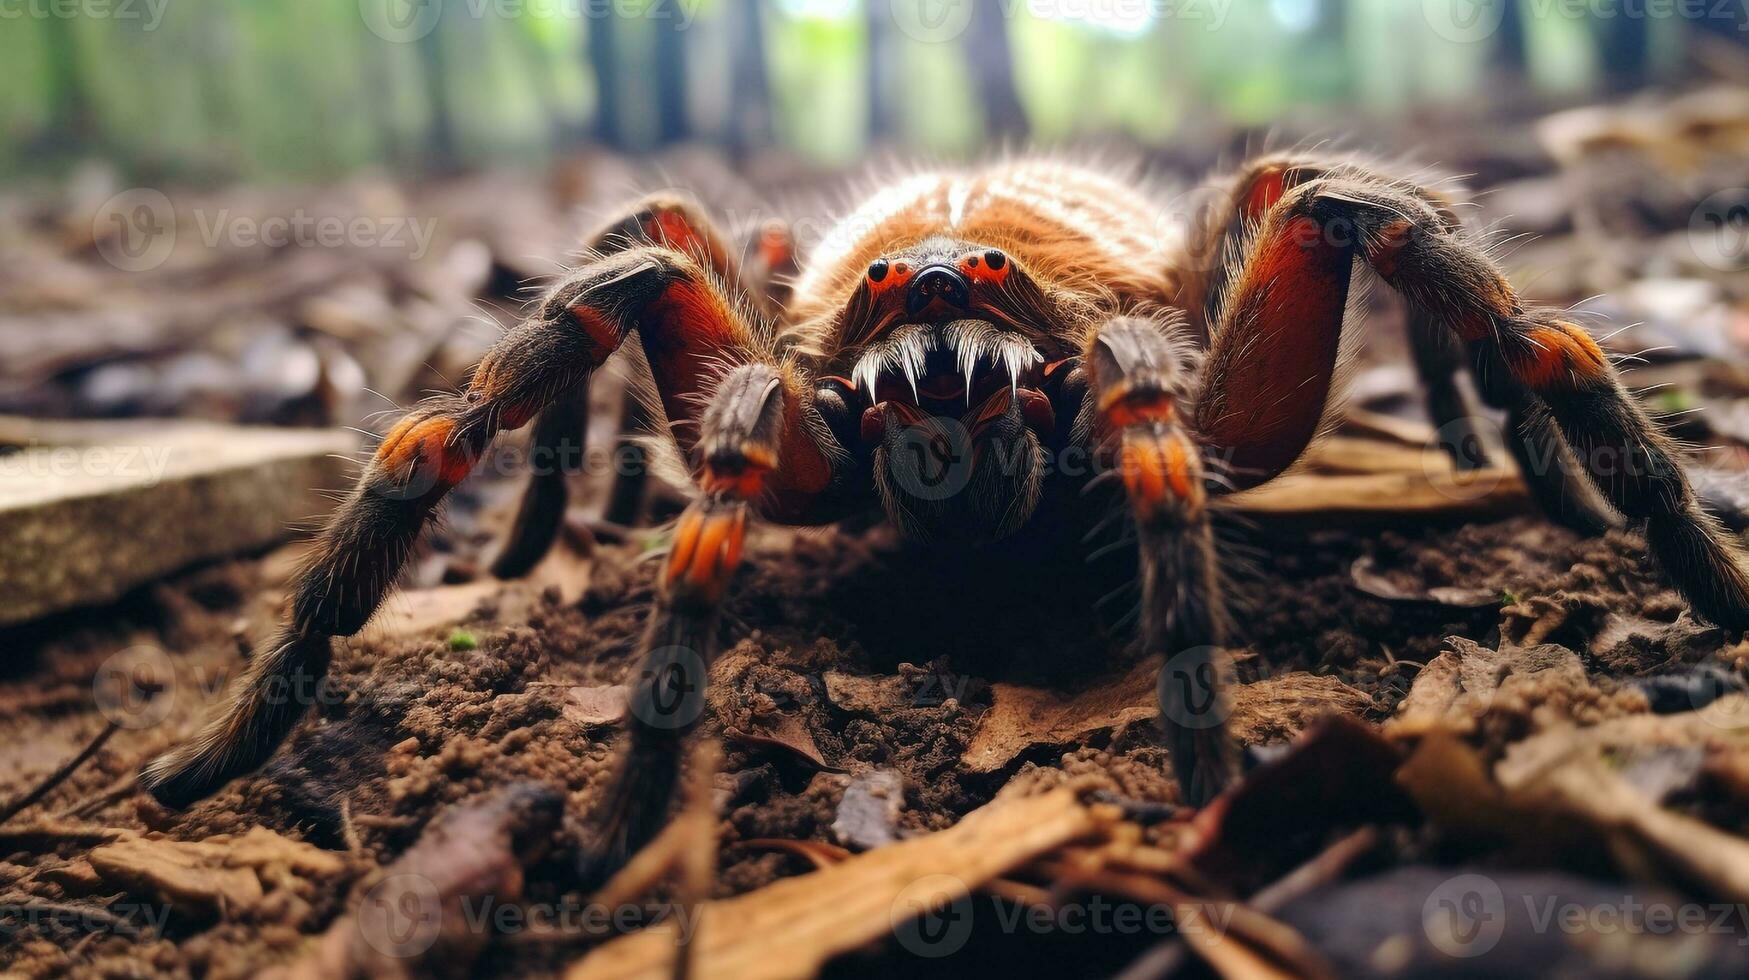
[3,464,1739,977]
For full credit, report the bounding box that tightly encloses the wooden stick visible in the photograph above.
[0,721,119,826]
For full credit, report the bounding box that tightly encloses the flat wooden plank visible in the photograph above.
[0,416,354,625]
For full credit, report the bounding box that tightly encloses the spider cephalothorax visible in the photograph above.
[835,236,1069,539]
[143,156,1749,879]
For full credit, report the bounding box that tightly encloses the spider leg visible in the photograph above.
[1413,278,1611,534]
[1076,315,1237,806]
[582,360,840,878]
[140,244,837,808]
[1481,367,1619,537]
[1193,154,1616,534]
[490,377,590,577]
[495,195,748,577]
[744,217,799,316]
[1195,173,1749,629]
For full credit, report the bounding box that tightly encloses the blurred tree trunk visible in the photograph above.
[1494,0,1528,77]
[865,0,898,142]
[588,12,625,147]
[507,18,569,153]
[727,0,774,156]
[1596,15,1650,92]
[963,0,1026,137]
[40,20,93,156]
[653,1,688,144]
[418,25,457,170]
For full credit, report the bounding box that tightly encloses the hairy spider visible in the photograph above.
[142,156,1749,871]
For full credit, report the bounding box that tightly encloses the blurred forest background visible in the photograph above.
[6,0,1749,180]
[5,0,1749,427]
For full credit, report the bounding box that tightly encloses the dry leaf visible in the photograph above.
[962,659,1158,773]
[1189,718,1414,892]
[1390,638,1588,734]
[725,714,838,772]
[1350,554,1496,610]
[1229,674,1374,745]
[965,661,1371,775]
[362,547,591,640]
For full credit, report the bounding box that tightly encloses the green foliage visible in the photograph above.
[0,1,1689,180]
[766,5,866,167]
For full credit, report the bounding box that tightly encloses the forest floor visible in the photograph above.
[6,89,1749,978]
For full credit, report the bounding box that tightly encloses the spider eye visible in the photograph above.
[984,249,1006,270]
[867,258,889,283]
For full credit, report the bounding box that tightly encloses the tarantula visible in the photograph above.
[143,156,1749,870]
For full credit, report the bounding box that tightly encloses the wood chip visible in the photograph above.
[1510,748,1749,902]
[80,825,344,922]
[1220,469,1529,519]
[821,671,911,715]
[223,825,348,877]
[564,685,630,728]
[566,789,1103,980]
[0,820,130,847]
[87,837,265,918]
